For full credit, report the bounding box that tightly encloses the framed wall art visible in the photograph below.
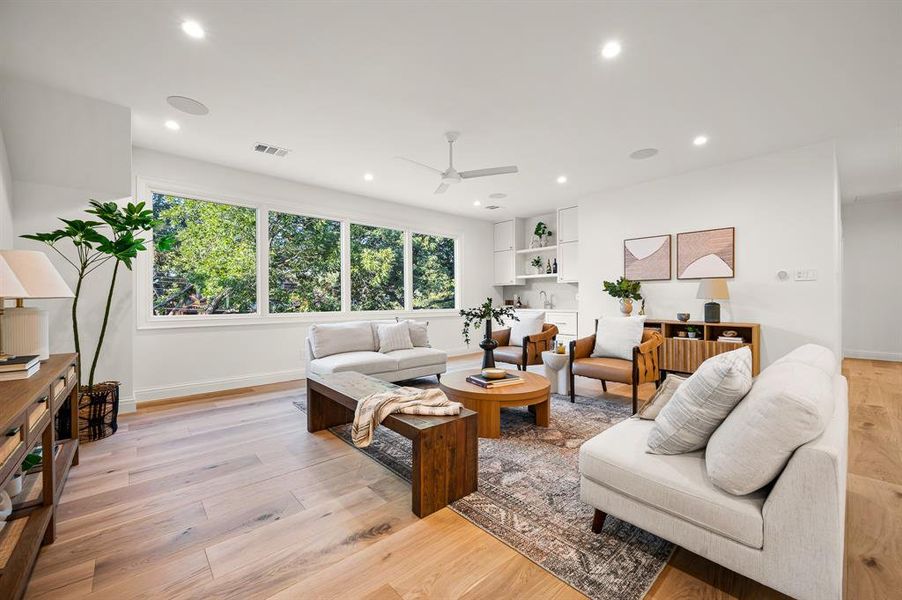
[676,227,735,279]
[624,234,671,280]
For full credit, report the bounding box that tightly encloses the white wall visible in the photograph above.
[131,148,497,403]
[577,142,842,366]
[0,127,13,247]
[842,197,902,361]
[0,76,135,400]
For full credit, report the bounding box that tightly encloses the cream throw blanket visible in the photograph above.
[351,387,462,448]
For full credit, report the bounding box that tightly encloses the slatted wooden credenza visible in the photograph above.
[643,320,761,376]
[0,354,79,599]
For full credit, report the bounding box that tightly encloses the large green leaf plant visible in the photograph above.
[22,200,172,388]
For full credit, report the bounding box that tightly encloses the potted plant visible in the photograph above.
[3,450,42,498]
[23,201,171,441]
[460,298,518,368]
[530,256,544,275]
[602,276,643,315]
[533,221,553,247]
[686,325,701,339]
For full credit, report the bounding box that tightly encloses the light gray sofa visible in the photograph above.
[579,348,847,600]
[305,320,447,382]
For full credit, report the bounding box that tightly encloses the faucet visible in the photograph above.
[539,290,552,309]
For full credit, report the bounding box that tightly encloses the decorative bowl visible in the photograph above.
[481,368,506,380]
[677,313,691,322]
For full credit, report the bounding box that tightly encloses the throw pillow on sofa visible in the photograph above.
[592,316,646,361]
[638,373,686,420]
[376,321,414,353]
[509,312,545,346]
[706,355,835,495]
[309,321,377,358]
[400,319,430,347]
[647,346,752,455]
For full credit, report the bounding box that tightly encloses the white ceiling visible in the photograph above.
[837,126,902,203]
[1,1,901,219]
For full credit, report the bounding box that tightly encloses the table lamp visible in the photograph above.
[0,250,75,360]
[696,278,729,323]
[0,254,29,361]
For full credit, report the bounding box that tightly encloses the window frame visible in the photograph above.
[135,176,461,330]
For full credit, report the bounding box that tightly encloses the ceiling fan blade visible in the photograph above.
[395,156,444,174]
[434,182,449,194]
[459,166,519,179]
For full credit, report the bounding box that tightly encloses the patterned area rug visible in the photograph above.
[293,390,673,599]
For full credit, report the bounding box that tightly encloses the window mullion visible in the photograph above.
[341,220,351,312]
[258,207,269,317]
[404,231,413,311]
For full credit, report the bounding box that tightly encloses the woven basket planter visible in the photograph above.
[78,381,120,442]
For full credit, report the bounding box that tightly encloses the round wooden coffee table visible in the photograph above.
[439,369,551,438]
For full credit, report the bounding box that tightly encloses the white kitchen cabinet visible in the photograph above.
[558,241,579,283]
[493,249,516,285]
[493,220,515,252]
[557,206,579,243]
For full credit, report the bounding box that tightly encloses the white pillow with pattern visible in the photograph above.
[376,321,414,353]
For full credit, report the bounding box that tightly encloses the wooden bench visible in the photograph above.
[306,372,478,517]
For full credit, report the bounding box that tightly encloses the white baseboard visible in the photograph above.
[119,395,137,414]
[134,367,306,405]
[843,348,902,362]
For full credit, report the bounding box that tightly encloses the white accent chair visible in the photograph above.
[305,320,446,382]
[579,354,848,600]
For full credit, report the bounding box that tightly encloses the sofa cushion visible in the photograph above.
[572,357,633,382]
[376,321,413,353]
[638,373,686,420]
[771,343,837,377]
[592,316,646,360]
[706,355,835,495]
[647,346,752,455]
[399,320,430,347]
[309,351,399,376]
[509,312,545,347]
[580,417,766,548]
[385,347,447,370]
[309,321,377,358]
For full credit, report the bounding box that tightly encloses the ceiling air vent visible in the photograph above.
[484,205,502,210]
[253,143,290,157]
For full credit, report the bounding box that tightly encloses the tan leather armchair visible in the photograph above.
[491,323,559,371]
[569,321,663,413]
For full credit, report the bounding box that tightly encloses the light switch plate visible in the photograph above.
[794,269,818,281]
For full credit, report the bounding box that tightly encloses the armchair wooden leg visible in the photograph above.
[654,380,660,389]
[600,380,607,392]
[436,373,441,383]
[631,381,638,414]
[591,509,607,533]
[569,371,575,403]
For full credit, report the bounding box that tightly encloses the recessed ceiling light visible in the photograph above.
[489,193,507,200]
[473,200,481,206]
[164,120,180,131]
[363,173,374,182]
[629,148,658,160]
[693,135,709,146]
[556,175,568,184]
[181,20,205,39]
[601,40,622,60]
[167,96,209,115]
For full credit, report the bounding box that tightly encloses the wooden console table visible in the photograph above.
[0,354,79,599]
[306,372,477,517]
[643,320,761,376]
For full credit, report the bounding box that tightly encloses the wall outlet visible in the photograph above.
[794,269,818,281]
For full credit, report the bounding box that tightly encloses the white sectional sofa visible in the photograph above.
[579,346,848,600]
[305,320,447,382]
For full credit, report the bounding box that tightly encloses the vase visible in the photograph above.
[619,298,633,316]
[478,319,498,369]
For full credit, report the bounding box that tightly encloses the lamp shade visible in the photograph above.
[0,250,74,298]
[0,255,28,298]
[696,278,730,300]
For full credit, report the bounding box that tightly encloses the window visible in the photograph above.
[350,223,404,311]
[152,193,257,315]
[412,233,456,309]
[268,211,341,313]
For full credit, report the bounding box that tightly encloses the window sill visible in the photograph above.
[136,309,461,331]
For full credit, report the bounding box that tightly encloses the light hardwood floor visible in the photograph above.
[23,357,899,599]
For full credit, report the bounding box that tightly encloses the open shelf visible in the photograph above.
[515,245,557,254]
[11,440,77,515]
[516,274,558,280]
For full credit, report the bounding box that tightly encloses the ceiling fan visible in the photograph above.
[396,131,519,194]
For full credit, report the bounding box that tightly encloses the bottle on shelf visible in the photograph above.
[552,258,558,273]
[546,259,552,274]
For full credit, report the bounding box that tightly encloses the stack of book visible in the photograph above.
[466,372,524,389]
[0,355,41,381]
[717,335,744,344]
